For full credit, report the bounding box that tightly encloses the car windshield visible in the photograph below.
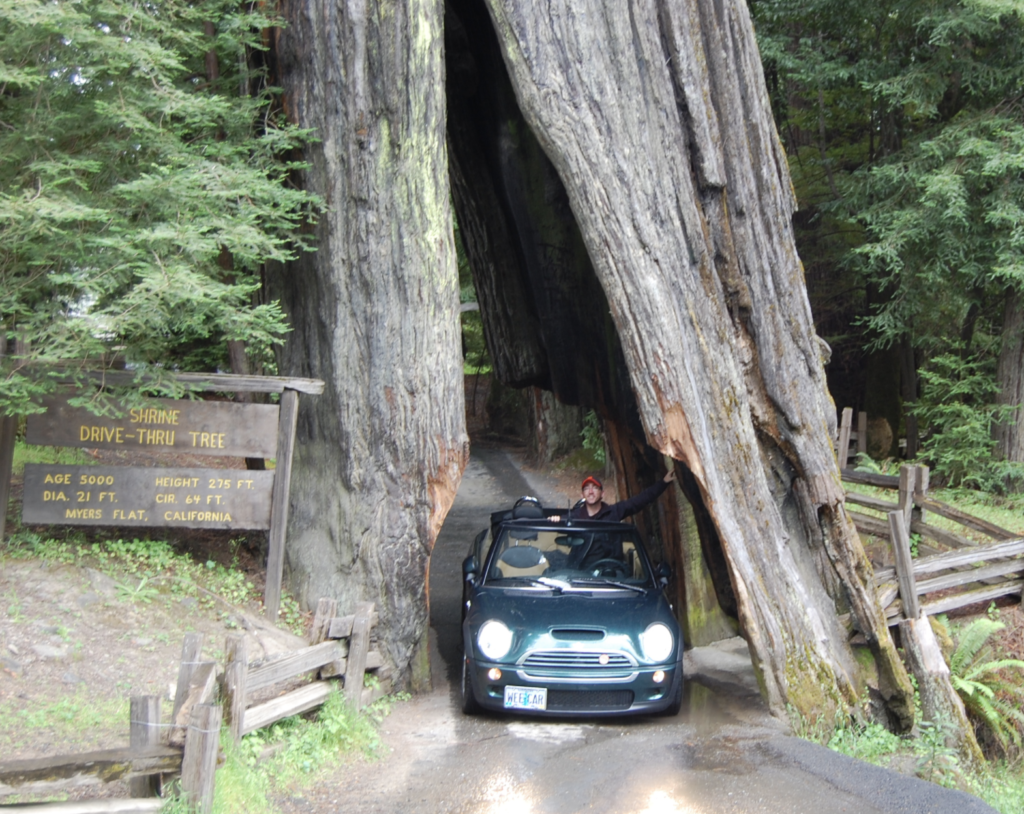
[484,526,652,588]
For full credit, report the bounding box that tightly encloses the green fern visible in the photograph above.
[948,618,1024,755]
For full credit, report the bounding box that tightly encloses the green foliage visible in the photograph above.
[948,617,1024,755]
[0,0,321,415]
[753,0,1024,485]
[827,718,904,764]
[580,410,606,466]
[913,353,1024,490]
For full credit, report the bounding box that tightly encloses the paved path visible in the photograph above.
[284,446,997,814]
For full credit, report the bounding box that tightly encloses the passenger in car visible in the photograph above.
[560,470,676,522]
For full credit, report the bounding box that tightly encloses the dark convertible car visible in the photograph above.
[460,497,684,717]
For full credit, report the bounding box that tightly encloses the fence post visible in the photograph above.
[889,510,920,620]
[898,465,916,535]
[129,694,162,798]
[345,602,374,711]
[222,634,248,742]
[837,407,853,468]
[172,633,205,723]
[311,598,343,678]
[181,703,222,814]
[857,411,868,457]
[914,464,929,525]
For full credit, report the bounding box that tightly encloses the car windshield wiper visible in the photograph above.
[569,577,647,593]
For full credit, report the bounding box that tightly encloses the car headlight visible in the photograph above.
[477,620,513,660]
[640,623,674,662]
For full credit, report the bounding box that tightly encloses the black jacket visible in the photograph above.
[568,479,669,522]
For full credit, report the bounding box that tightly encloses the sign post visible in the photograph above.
[6,372,323,621]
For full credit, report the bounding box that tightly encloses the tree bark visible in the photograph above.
[995,289,1024,465]
[266,0,467,681]
[479,0,913,726]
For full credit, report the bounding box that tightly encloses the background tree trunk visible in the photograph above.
[266,0,467,681]
[995,289,1024,465]
[478,0,914,725]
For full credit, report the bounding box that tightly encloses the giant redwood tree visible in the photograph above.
[269,0,915,726]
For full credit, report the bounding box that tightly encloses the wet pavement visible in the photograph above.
[311,446,998,814]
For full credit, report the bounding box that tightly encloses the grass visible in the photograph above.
[824,717,1024,812]
[158,688,407,814]
[0,693,128,755]
[11,442,90,476]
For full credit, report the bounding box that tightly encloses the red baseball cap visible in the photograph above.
[581,476,603,490]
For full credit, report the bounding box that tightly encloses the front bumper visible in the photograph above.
[466,657,682,716]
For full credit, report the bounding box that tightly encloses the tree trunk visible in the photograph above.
[265,0,467,681]
[479,0,913,726]
[995,289,1024,464]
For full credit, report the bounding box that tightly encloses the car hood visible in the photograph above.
[465,585,681,663]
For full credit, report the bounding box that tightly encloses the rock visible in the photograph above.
[61,671,85,684]
[32,644,68,659]
[84,568,119,596]
[77,591,102,608]
[2,656,23,676]
[8,643,19,655]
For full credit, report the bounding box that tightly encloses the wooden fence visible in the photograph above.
[839,454,1023,624]
[0,599,384,813]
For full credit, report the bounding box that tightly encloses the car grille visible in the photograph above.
[546,689,634,711]
[519,650,636,681]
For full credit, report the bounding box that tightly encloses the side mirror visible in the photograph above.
[655,562,671,588]
[463,555,479,584]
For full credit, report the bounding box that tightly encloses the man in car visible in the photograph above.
[563,470,676,521]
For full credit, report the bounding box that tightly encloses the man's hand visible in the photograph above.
[663,469,677,484]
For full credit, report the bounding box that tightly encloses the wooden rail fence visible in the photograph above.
[0,599,386,813]
[836,422,1024,625]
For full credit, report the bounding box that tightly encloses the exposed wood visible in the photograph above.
[264,388,298,621]
[240,682,334,736]
[0,414,16,545]
[913,465,929,525]
[245,640,342,692]
[851,510,977,550]
[222,635,248,742]
[875,538,1024,584]
[171,633,204,723]
[309,599,337,644]
[837,407,853,469]
[345,602,374,711]
[916,560,1024,594]
[0,800,163,814]
[310,598,343,677]
[180,703,220,814]
[844,492,897,513]
[921,580,1024,617]
[327,612,380,639]
[52,369,324,395]
[898,615,983,766]
[898,466,916,532]
[0,746,182,795]
[890,512,920,620]
[915,497,1017,540]
[128,695,161,798]
[857,411,868,457]
[910,520,977,550]
[169,662,217,748]
[841,469,900,488]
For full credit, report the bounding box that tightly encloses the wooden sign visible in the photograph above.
[26,398,279,459]
[22,465,275,530]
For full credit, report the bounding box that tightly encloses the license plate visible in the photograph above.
[504,685,547,710]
